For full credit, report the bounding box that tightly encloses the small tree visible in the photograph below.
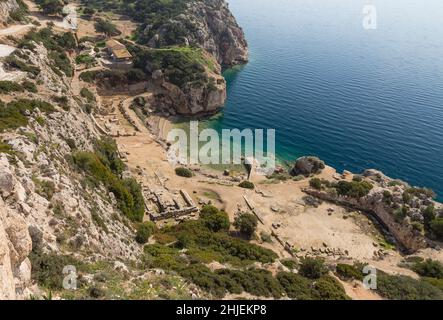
[413,259,443,279]
[135,221,156,244]
[175,167,193,178]
[37,0,63,16]
[234,213,258,238]
[238,181,255,189]
[309,178,322,190]
[200,205,230,232]
[299,257,328,279]
[430,218,443,240]
[94,19,120,37]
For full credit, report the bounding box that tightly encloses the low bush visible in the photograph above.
[0,99,54,132]
[335,263,363,281]
[79,71,97,83]
[5,56,41,75]
[233,213,258,239]
[200,205,230,232]
[276,272,315,300]
[76,54,95,65]
[412,259,443,279]
[29,249,83,290]
[0,141,13,154]
[0,80,23,93]
[312,275,350,300]
[430,218,443,240]
[175,167,193,178]
[135,221,156,244]
[72,145,144,222]
[238,181,255,189]
[22,80,38,93]
[298,257,328,279]
[80,87,95,102]
[309,178,322,190]
[280,259,298,271]
[376,272,443,300]
[335,180,373,198]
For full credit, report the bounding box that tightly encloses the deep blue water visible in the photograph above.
[204,0,443,199]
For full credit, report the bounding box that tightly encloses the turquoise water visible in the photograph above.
[205,0,443,199]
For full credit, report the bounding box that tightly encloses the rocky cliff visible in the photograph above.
[0,0,20,26]
[141,0,248,67]
[0,42,141,298]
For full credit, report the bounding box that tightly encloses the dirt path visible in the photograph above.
[0,24,33,37]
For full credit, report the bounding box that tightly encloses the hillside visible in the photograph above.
[0,0,443,301]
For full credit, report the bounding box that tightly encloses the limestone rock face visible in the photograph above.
[0,43,142,298]
[185,0,249,66]
[0,197,32,300]
[0,0,19,27]
[153,68,226,116]
[291,156,326,177]
[144,0,248,67]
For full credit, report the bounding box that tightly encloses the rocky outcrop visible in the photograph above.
[291,156,326,177]
[152,66,226,116]
[0,196,32,299]
[1,43,142,297]
[0,0,19,26]
[143,0,248,67]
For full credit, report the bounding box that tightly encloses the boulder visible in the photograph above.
[291,156,325,177]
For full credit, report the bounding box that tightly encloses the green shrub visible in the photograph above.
[412,259,443,279]
[76,54,95,65]
[22,80,38,93]
[135,221,156,244]
[35,0,63,15]
[0,141,13,154]
[336,263,363,281]
[423,205,435,229]
[175,167,193,178]
[216,268,284,298]
[79,71,98,83]
[238,180,255,189]
[299,257,328,279]
[5,56,41,75]
[276,272,314,300]
[312,275,350,300]
[29,249,83,290]
[72,149,144,222]
[335,263,363,281]
[430,218,443,240]
[94,137,125,175]
[335,180,373,198]
[19,28,75,76]
[309,178,322,190]
[132,46,212,89]
[376,273,443,300]
[233,213,258,239]
[200,205,230,232]
[154,219,277,266]
[0,99,54,132]
[94,19,121,36]
[422,277,443,291]
[0,81,23,93]
[280,259,298,271]
[80,87,95,102]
